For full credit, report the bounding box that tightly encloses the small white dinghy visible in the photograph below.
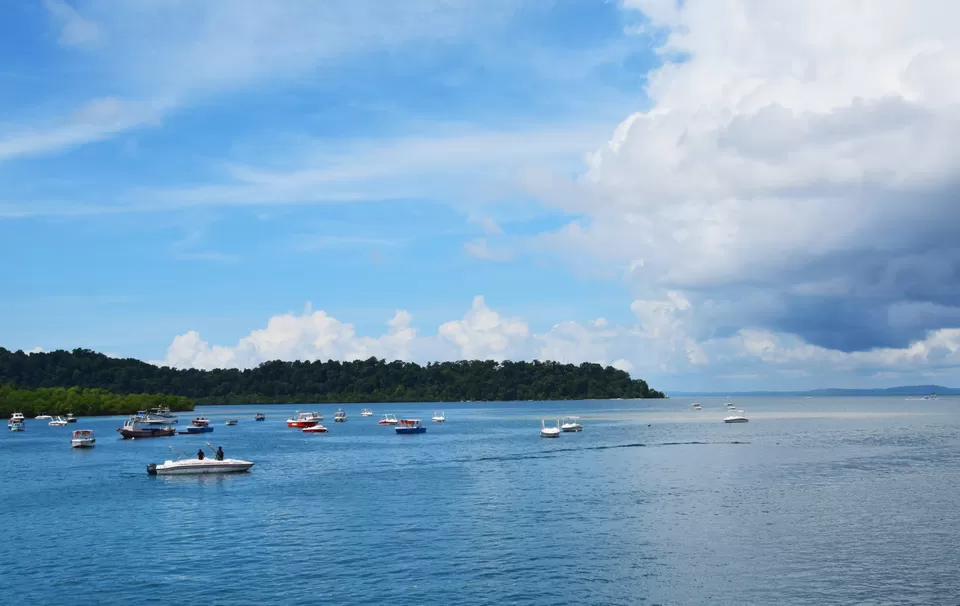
[540,418,561,438]
[360,408,373,417]
[49,416,69,427]
[71,429,96,448]
[724,409,749,423]
[431,411,446,423]
[560,416,582,432]
[147,444,253,475]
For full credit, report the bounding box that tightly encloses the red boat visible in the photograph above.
[287,411,322,428]
[117,417,176,439]
[302,425,328,433]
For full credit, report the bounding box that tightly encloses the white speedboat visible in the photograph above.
[334,409,347,423]
[691,402,702,410]
[49,416,69,427]
[71,429,96,448]
[8,412,25,427]
[560,416,582,432]
[724,410,749,423]
[360,408,373,417]
[65,413,77,423]
[725,402,736,410]
[35,413,52,420]
[147,457,254,475]
[9,420,25,432]
[540,418,561,438]
[225,419,238,426]
[378,414,399,425]
[431,411,446,423]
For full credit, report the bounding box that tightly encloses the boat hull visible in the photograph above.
[395,427,426,434]
[302,425,328,433]
[118,427,176,439]
[147,459,254,475]
[71,439,96,448]
[724,418,749,423]
[287,420,319,428]
[177,426,214,434]
[540,431,560,438]
[9,424,24,432]
[561,426,582,432]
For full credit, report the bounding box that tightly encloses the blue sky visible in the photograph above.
[3,1,960,391]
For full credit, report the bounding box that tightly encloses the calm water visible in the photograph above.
[3,397,960,605]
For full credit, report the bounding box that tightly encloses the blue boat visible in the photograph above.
[177,426,214,434]
[395,419,426,434]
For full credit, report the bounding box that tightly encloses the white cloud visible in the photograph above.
[463,238,513,262]
[528,0,960,355]
[44,0,101,49]
[155,295,960,389]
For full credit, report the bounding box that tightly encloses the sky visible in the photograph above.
[3,0,960,392]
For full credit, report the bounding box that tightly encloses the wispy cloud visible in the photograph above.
[43,0,101,49]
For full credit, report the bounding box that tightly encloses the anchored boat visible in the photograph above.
[117,417,176,439]
[540,418,561,438]
[334,409,347,423]
[71,429,96,448]
[378,413,399,426]
[560,416,582,432]
[287,411,322,428]
[431,411,446,423]
[302,424,329,433]
[255,413,266,421]
[49,416,69,427]
[359,408,373,417]
[395,419,426,434]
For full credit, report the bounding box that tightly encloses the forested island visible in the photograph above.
[0,385,194,419]
[0,347,663,413]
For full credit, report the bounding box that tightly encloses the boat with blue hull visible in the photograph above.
[395,419,426,434]
[177,425,214,434]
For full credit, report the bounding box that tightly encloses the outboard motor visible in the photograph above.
[146,463,158,475]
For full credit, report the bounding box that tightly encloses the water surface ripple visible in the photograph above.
[3,397,960,605]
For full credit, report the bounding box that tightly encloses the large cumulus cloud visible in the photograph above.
[535,0,960,353]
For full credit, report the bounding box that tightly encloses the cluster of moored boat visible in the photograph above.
[539,416,583,438]
[690,402,750,423]
[286,409,446,434]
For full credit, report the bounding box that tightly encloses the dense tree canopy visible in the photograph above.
[0,385,194,419]
[0,348,664,407]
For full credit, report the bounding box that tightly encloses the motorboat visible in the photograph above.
[540,418,561,438]
[225,419,238,426]
[255,413,266,421]
[8,412,25,427]
[49,416,69,427]
[179,417,214,434]
[560,416,583,432]
[396,419,426,434]
[725,402,737,410]
[287,411,322,428]
[723,410,749,423]
[378,414,399,425]
[65,413,77,423]
[117,417,176,439]
[302,424,329,433]
[139,407,179,425]
[691,402,702,410]
[334,409,347,423]
[35,413,52,420]
[71,429,96,448]
[9,421,24,432]
[431,411,446,423]
[147,449,254,475]
[360,408,373,417]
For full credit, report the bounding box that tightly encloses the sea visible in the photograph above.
[2,397,960,605]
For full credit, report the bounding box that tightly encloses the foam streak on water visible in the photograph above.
[3,397,960,605]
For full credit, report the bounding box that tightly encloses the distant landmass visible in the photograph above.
[0,347,664,410]
[668,385,958,397]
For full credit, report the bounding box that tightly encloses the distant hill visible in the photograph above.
[668,385,958,397]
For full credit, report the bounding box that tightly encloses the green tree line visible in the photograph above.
[0,347,665,406]
[0,384,195,419]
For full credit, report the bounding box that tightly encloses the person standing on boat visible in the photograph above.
[216,446,224,461]
[197,448,205,460]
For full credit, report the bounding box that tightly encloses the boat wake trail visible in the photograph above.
[468,440,749,463]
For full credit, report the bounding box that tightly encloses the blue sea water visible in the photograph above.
[3,397,960,605]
